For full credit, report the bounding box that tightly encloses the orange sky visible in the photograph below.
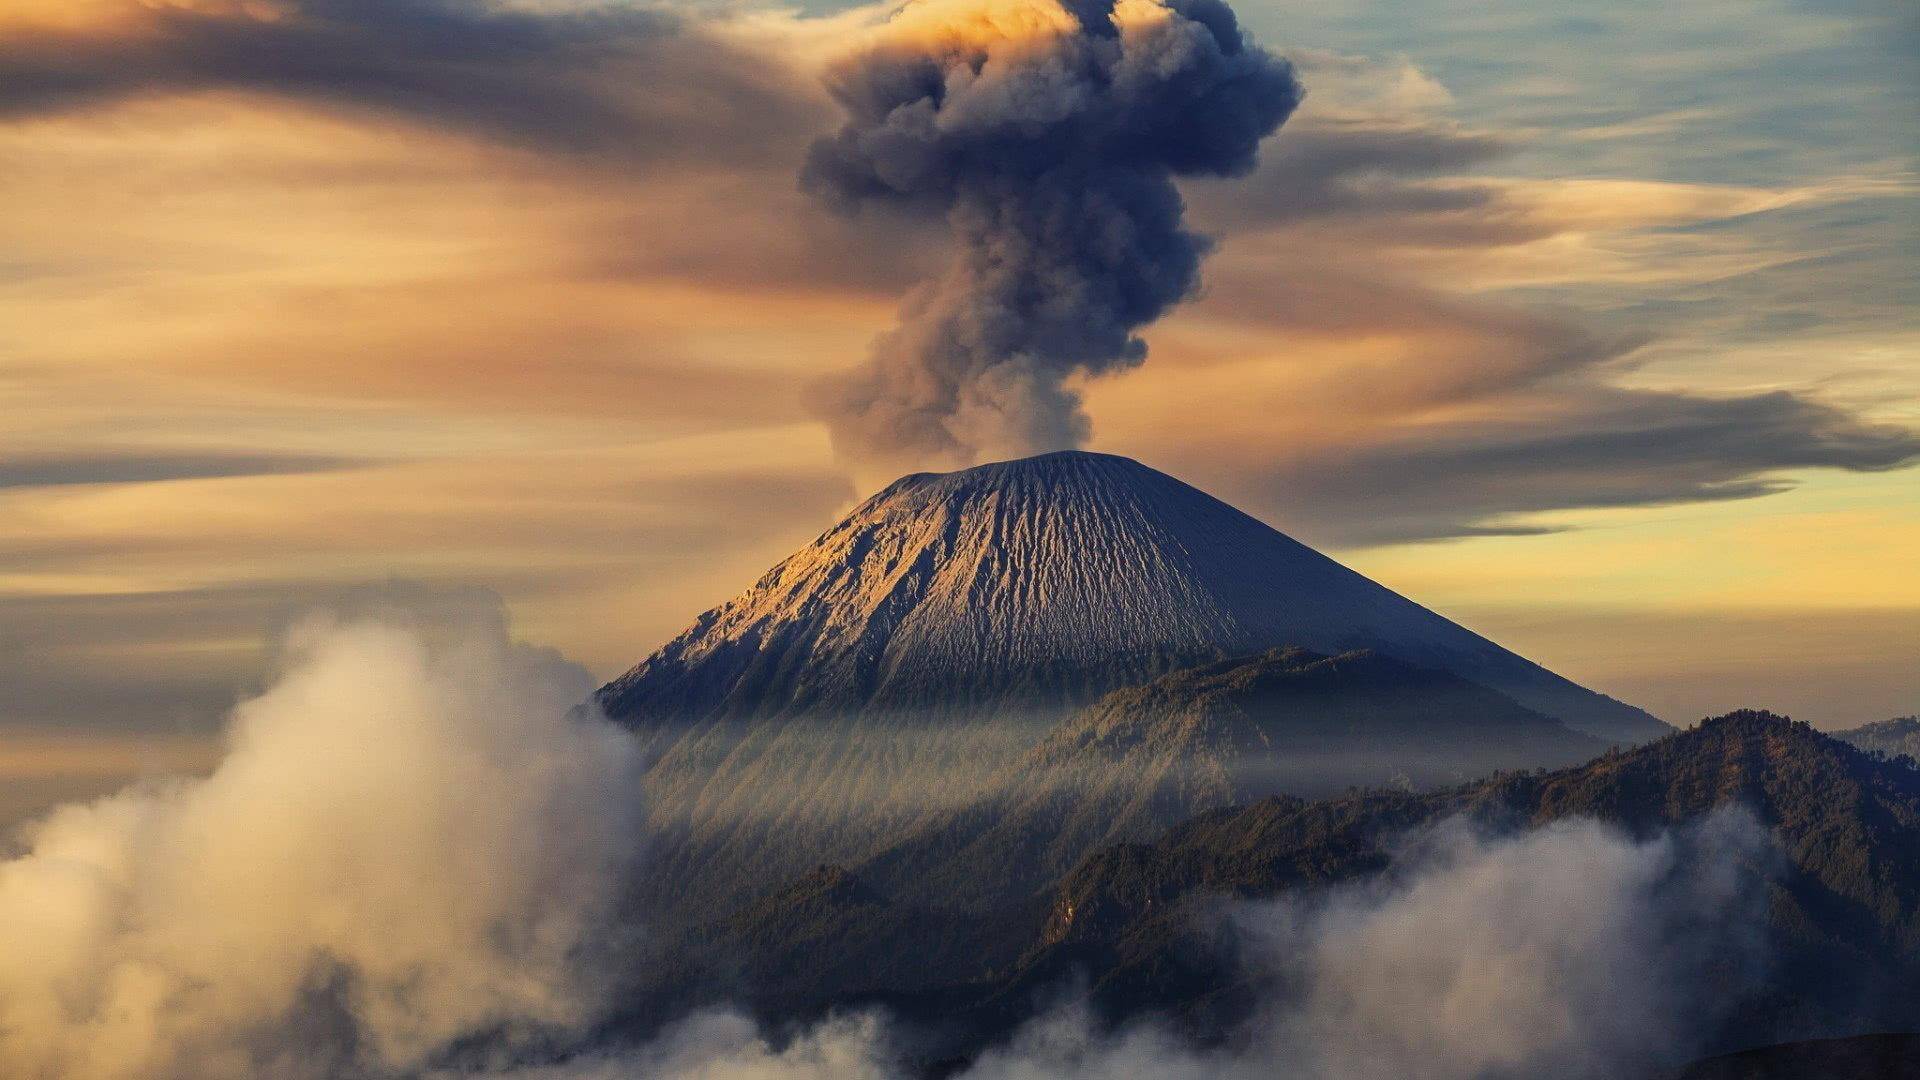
[1,0,1915,820]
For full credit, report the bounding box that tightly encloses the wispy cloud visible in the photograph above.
[0,450,361,490]
[0,0,823,166]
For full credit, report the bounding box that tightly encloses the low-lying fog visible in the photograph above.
[0,601,1776,1079]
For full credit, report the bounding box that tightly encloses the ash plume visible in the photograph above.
[802,0,1300,474]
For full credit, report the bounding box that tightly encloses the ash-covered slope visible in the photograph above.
[1033,646,1607,780]
[601,451,1662,743]
[857,647,1609,909]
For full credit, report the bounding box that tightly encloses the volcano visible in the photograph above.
[601,450,1661,743]
[597,452,1663,918]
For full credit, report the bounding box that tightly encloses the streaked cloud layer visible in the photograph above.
[1,0,1914,803]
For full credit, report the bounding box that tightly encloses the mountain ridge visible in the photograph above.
[695,711,1920,1064]
[594,450,1666,924]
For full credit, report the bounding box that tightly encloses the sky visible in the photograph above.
[1,0,1915,820]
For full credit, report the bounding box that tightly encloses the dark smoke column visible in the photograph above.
[803,0,1299,475]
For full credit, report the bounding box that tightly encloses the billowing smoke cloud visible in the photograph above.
[1223,809,1774,1079]
[483,809,1776,1080]
[0,603,648,1080]
[802,0,1300,474]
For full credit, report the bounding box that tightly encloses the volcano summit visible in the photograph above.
[598,452,1664,916]
[601,451,1662,743]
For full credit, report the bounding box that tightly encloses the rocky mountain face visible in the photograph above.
[1027,712,1920,1047]
[601,451,1662,742]
[1673,1034,1920,1079]
[701,712,1920,1062]
[597,452,1665,920]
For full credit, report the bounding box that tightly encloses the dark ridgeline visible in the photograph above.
[700,712,1920,1068]
[1021,711,1920,1029]
[1836,716,1920,764]
[1672,1034,1920,1079]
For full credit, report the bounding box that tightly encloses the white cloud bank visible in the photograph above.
[0,607,649,1080]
